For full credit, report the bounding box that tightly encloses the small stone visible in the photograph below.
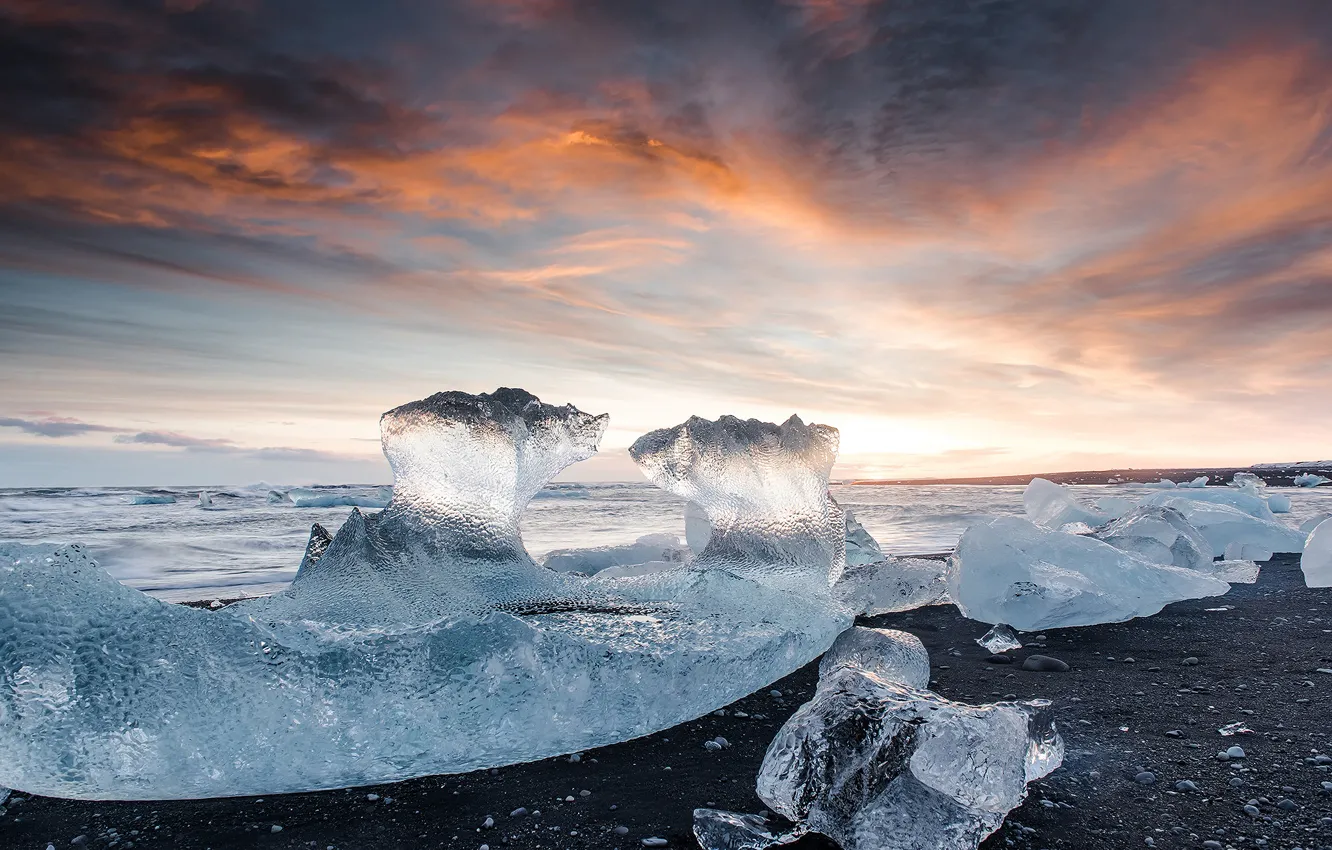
[1216,751,1231,761]
[1165,730,1185,738]
[1123,657,1136,663]
[713,736,730,748]
[703,740,722,751]
[1277,798,1297,811]
[565,795,575,802]
[270,825,283,834]
[1175,780,1199,792]
[1135,771,1156,785]
[769,690,782,698]
[1203,842,1223,850]
[71,838,89,847]
[480,845,490,850]
[510,807,528,818]
[569,753,582,763]
[985,654,1014,665]
[580,789,591,797]
[366,793,380,801]
[1229,777,1244,787]
[1021,655,1069,672]
[482,816,494,829]
[1226,746,1246,759]
[1243,804,1260,817]
[614,826,629,835]
[1183,657,1200,666]
[642,839,668,847]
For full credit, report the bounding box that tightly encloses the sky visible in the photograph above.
[2,0,1331,487]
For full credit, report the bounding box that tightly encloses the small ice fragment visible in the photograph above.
[1267,494,1291,513]
[693,809,788,850]
[209,600,223,609]
[977,624,1023,654]
[366,793,379,801]
[1218,722,1252,737]
[1294,473,1331,488]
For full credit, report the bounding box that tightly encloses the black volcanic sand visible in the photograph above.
[6,555,1332,850]
[852,465,1332,487]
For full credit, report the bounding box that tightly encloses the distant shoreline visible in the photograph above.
[845,463,1332,487]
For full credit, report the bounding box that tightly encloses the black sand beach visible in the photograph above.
[4,553,1331,850]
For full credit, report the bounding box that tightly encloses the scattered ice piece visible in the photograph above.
[266,490,288,504]
[197,491,213,508]
[0,787,8,806]
[286,487,392,509]
[1230,472,1266,492]
[1144,479,1177,489]
[833,556,950,615]
[1091,506,1210,571]
[1178,476,1210,489]
[482,816,494,828]
[1142,493,1304,557]
[130,494,176,505]
[541,534,690,575]
[1302,518,1332,588]
[1267,494,1292,513]
[704,740,723,752]
[841,507,885,567]
[208,600,223,609]
[693,809,790,850]
[976,624,1023,654]
[1200,561,1259,584]
[270,825,283,834]
[1294,473,1331,488]
[948,517,1230,630]
[819,627,930,689]
[1218,723,1252,737]
[367,793,380,802]
[1023,478,1107,529]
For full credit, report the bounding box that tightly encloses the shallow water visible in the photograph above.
[2,482,1328,601]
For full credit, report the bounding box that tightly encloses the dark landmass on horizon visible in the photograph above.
[848,464,1332,488]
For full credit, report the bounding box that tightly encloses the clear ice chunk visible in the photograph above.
[130,494,176,505]
[977,624,1022,654]
[0,390,852,799]
[1294,473,1331,488]
[1091,506,1211,571]
[1178,476,1210,488]
[1022,478,1107,530]
[286,487,391,508]
[1230,472,1267,492]
[1267,494,1291,513]
[1141,493,1304,557]
[818,626,931,689]
[693,809,800,850]
[541,533,690,574]
[630,413,847,590]
[833,556,950,615]
[841,507,885,566]
[751,634,1062,850]
[948,517,1230,630]
[1302,517,1332,588]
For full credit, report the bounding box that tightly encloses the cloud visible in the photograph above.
[0,416,123,438]
[114,430,354,463]
[114,431,235,449]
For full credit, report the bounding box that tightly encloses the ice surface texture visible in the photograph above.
[833,556,950,615]
[1023,478,1107,529]
[541,533,690,575]
[1141,492,1305,558]
[0,390,851,799]
[948,517,1230,631]
[1303,518,1332,587]
[630,414,846,590]
[696,627,1062,850]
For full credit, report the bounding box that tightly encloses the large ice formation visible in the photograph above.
[1092,506,1259,583]
[541,533,690,575]
[1303,513,1332,535]
[1023,478,1106,529]
[1294,473,1331,488]
[1140,493,1305,558]
[1302,518,1332,588]
[948,517,1230,630]
[0,390,851,800]
[694,627,1062,850]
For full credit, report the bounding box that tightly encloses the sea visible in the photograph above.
[2,483,1329,602]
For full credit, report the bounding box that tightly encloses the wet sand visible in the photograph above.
[4,554,1331,850]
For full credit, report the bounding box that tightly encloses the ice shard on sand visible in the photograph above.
[0,389,851,800]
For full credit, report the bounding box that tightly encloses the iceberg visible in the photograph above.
[1267,493,1292,513]
[1022,478,1106,530]
[1302,518,1332,588]
[130,493,176,505]
[948,517,1230,630]
[285,487,391,508]
[695,628,1063,850]
[197,490,213,508]
[540,533,690,574]
[0,389,851,800]
[1141,494,1305,557]
[1294,473,1330,488]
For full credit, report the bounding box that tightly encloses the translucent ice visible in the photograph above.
[685,500,713,552]
[0,390,851,800]
[817,626,931,689]
[710,628,1063,850]
[1294,473,1331,488]
[286,487,391,508]
[1179,476,1210,488]
[1302,513,1332,535]
[630,414,847,590]
[541,533,690,575]
[197,490,213,508]
[948,517,1230,630]
[833,556,950,615]
[977,624,1022,654]
[1267,494,1292,514]
[1091,506,1211,571]
[1230,472,1267,492]
[1302,517,1332,588]
[842,508,885,566]
[1023,478,1106,530]
[130,494,176,505]
[1144,478,1177,489]
[1142,494,1304,557]
[1095,496,1136,519]
[693,809,793,850]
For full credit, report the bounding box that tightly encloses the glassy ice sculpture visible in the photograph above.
[0,390,851,799]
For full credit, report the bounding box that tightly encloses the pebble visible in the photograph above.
[1203,842,1223,849]
[1021,655,1070,672]
[580,789,591,796]
[1277,798,1297,810]
[643,838,669,847]
[614,826,629,835]
[1134,771,1156,785]
[270,825,283,834]
[1175,780,1199,792]
[1243,804,1260,817]
[482,816,494,829]
[510,807,528,818]
[1229,777,1244,787]
[481,845,489,850]
[769,690,782,698]
[569,753,581,763]
[1226,746,1246,759]
[1183,657,1200,666]
[704,740,722,751]
[714,736,730,748]
[985,654,1014,665]
[1165,730,1185,738]
[71,838,88,847]
[366,793,380,801]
